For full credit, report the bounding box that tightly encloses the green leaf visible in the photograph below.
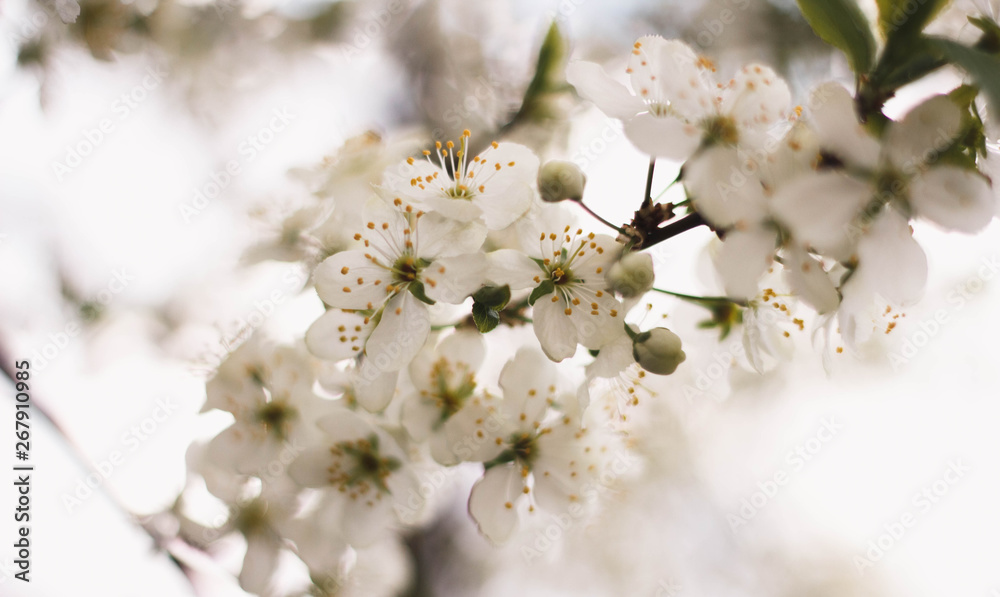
[528,280,555,306]
[472,285,511,309]
[876,0,950,40]
[933,39,1000,124]
[471,302,502,334]
[797,0,876,74]
[408,282,436,305]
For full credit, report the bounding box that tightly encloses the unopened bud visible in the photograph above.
[538,160,586,203]
[607,251,654,298]
[632,328,686,375]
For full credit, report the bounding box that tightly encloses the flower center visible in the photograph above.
[702,115,739,146]
[392,255,421,284]
[254,401,297,440]
[335,434,402,494]
[509,432,539,467]
[427,358,477,422]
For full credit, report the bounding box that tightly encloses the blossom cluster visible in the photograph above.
[186,17,999,597]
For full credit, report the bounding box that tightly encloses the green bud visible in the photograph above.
[632,328,686,375]
[606,251,654,298]
[538,160,586,203]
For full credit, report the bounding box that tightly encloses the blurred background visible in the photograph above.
[3,0,1000,594]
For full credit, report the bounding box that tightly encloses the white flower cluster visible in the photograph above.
[189,31,998,596]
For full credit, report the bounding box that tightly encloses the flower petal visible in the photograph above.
[468,464,524,545]
[623,112,702,161]
[499,347,556,426]
[715,226,775,299]
[305,309,373,361]
[365,292,431,371]
[685,145,769,229]
[784,246,840,314]
[313,251,391,310]
[424,253,488,303]
[910,166,996,233]
[532,293,579,362]
[722,64,791,133]
[808,82,880,168]
[565,60,645,121]
[486,249,545,289]
[885,95,962,169]
[771,171,872,259]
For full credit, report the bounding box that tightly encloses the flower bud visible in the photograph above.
[606,251,654,298]
[632,328,686,375]
[538,160,586,203]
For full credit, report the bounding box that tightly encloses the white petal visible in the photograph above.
[784,247,840,314]
[416,212,488,257]
[353,366,398,412]
[771,171,872,258]
[910,166,995,233]
[886,95,962,169]
[424,253,488,303]
[808,82,880,168]
[437,330,486,372]
[499,348,556,426]
[239,532,279,595]
[313,251,391,310]
[468,464,524,545]
[341,493,393,547]
[685,145,769,228]
[624,112,702,161]
[721,64,791,132]
[486,249,544,289]
[315,408,373,443]
[475,181,535,230]
[365,292,431,372]
[715,226,776,299]
[401,395,441,442]
[305,309,372,361]
[856,210,927,305]
[629,36,715,121]
[532,293,579,362]
[565,60,645,121]
[288,447,337,488]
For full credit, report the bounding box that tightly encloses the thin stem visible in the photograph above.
[642,157,656,207]
[651,287,744,306]
[576,201,622,232]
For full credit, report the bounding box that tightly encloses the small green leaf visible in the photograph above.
[876,0,950,39]
[530,257,548,271]
[933,39,1000,124]
[472,285,511,309]
[408,282,436,305]
[528,280,555,306]
[797,0,877,74]
[472,302,502,334]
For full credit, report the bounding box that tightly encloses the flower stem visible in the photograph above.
[576,201,622,232]
[642,157,656,208]
[651,287,744,306]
